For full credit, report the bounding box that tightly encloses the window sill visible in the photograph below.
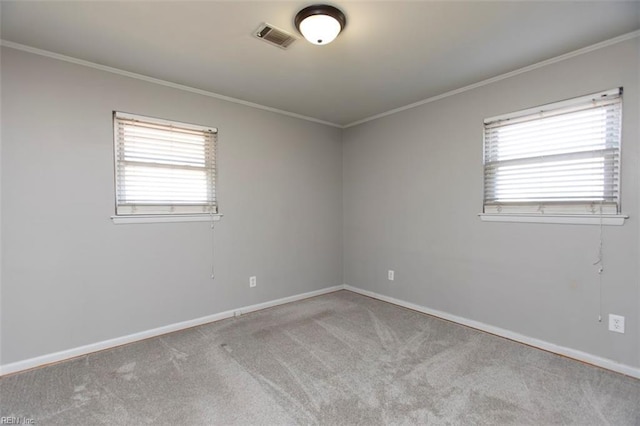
[111,214,223,224]
[478,213,627,225]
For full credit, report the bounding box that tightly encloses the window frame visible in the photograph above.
[111,111,221,224]
[479,88,626,225]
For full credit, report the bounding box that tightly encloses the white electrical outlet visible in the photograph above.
[388,270,395,281]
[249,276,257,288]
[608,314,625,334]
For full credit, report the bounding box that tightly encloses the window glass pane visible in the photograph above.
[483,89,621,214]
[114,112,217,215]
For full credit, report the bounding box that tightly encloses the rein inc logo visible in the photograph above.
[0,417,35,425]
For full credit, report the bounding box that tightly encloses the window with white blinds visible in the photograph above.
[483,88,622,215]
[114,112,217,215]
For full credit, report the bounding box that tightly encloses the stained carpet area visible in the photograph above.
[1,290,639,425]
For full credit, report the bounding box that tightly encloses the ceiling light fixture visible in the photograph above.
[294,4,346,46]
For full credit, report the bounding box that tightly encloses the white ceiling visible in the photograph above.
[1,1,639,126]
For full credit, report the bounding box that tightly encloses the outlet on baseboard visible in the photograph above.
[249,276,257,288]
[608,314,625,334]
[388,270,395,281]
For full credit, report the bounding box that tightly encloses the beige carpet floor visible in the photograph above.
[1,290,639,425]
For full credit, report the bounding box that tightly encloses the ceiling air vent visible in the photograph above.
[254,23,297,49]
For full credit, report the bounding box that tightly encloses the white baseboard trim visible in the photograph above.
[0,285,344,376]
[344,285,640,379]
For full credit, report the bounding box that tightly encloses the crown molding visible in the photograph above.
[2,29,639,130]
[344,30,640,128]
[0,40,343,129]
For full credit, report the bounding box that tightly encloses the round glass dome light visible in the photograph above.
[295,5,346,46]
[298,14,341,45]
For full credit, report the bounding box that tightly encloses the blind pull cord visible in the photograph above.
[210,212,216,280]
[592,202,604,322]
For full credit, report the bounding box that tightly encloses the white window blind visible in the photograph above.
[483,88,622,215]
[114,112,217,215]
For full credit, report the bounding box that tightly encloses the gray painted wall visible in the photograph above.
[0,47,343,364]
[2,38,639,371]
[343,39,640,368]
